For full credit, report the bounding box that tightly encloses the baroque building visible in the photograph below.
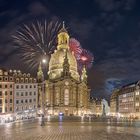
[10,70,38,119]
[37,23,90,116]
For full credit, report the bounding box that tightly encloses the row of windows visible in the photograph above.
[0,84,13,88]
[0,77,13,81]
[16,98,36,104]
[5,99,13,103]
[0,91,13,96]
[15,78,36,83]
[0,107,13,113]
[16,91,36,96]
[16,85,37,89]
[0,99,13,104]
[135,91,140,95]
[5,107,13,112]
[16,105,36,111]
[135,102,139,106]
[119,98,134,103]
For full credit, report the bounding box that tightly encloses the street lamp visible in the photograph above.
[40,57,47,126]
[42,58,47,64]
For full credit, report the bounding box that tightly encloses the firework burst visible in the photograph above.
[78,49,94,70]
[12,20,61,69]
[69,38,82,60]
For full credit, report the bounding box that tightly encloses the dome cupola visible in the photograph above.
[57,21,69,50]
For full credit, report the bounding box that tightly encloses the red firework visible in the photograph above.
[69,38,82,60]
[79,49,94,69]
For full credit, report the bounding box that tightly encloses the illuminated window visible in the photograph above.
[135,91,139,96]
[135,102,139,106]
[64,89,69,105]
[21,78,24,83]
[0,70,2,75]
[123,94,126,97]
[56,92,59,104]
[29,78,32,83]
[25,78,28,83]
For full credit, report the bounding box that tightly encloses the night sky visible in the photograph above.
[0,0,140,100]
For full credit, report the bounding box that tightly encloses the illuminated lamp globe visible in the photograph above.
[42,59,47,64]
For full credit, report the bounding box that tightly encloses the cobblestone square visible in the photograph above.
[0,120,140,140]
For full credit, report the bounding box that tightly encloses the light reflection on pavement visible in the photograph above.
[0,120,140,140]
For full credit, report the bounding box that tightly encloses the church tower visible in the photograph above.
[81,65,87,83]
[62,50,70,77]
[57,22,69,50]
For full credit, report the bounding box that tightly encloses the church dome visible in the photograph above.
[48,48,79,81]
[48,22,79,81]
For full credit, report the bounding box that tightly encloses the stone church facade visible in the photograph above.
[37,23,90,116]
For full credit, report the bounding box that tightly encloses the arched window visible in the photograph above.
[64,89,69,105]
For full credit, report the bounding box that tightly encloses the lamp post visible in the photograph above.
[40,58,47,126]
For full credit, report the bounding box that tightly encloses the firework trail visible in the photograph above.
[12,20,61,69]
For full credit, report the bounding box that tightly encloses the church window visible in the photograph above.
[64,89,69,105]
[56,92,59,104]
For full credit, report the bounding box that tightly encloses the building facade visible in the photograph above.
[0,69,14,123]
[37,24,90,116]
[118,82,140,118]
[10,70,38,119]
[110,81,140,118]
[110,89,119,116]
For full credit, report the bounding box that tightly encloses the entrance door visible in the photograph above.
[65,109,68,116]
